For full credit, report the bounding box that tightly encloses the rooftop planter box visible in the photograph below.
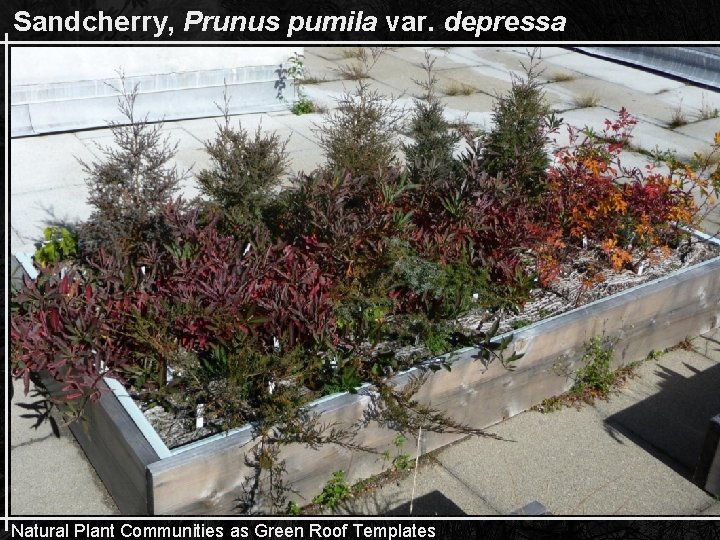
[21,238,719,515]
[12,50,720,516]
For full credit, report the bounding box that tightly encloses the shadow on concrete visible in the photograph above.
[386,490,466,516]
[11,379,62,439]
[605,361,720,478]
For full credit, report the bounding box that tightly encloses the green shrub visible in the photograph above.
[403,53,460,183]
[481,49,559,196]
[315,81,403,177]
[197,114,289,228]
[291,97,316,115]
[79,75,184,258]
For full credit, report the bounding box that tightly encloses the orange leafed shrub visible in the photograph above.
[541,108,718,272]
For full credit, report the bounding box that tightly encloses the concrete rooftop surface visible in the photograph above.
[8,46,720,516]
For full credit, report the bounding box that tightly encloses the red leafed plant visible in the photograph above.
[11,266,142,410]
[543,108,704,272]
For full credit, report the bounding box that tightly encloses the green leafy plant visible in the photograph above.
[287,52,319,115]
[292,98,316,115]
[390,434,413,471]
[571,337,616,396]
[403,52,461,183]
[285,501,302,516]
[510,318,532,330]
[533,337,639,412]
[34,226,78,267]
[312,470,352,509]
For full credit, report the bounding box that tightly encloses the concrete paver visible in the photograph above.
[431,406,715,516]
[10,377,119,516]
[11,436,119,516]
[10,379,59,448]
[676,117,720,144]
[344,462,499,516]
[11,133,97,194]
[559,107,713,158]
[694,329,720,362]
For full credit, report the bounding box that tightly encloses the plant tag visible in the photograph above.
[582,235,588,249]
[196,404,204,430]
[636,261,645,276]
[94,351,108,375]
[472,293,479,302]
[273,336,280,351]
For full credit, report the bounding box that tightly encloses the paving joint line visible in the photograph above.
[424,454,503,514]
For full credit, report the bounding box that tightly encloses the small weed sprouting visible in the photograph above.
[336,63,369,81]
[291,98,317,115]
[668,102,688,129]
[533,337,640,413]
[571,337,616,396]
[390,434,413,471]
[312,470,353,510]
[635,144,676,166]
[674,337,695,352]
[341,47,364,60]
[285,501,302,516]
[572,93,600,108]
[510,318,533,330]
[335,47,386,81]
[547,72,576,83]
[287,52,322,115]
[532,394,564,413]
[443,81,476,96]
[699,93,720,121]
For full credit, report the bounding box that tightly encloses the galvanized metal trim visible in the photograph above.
[577,47,720,90]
